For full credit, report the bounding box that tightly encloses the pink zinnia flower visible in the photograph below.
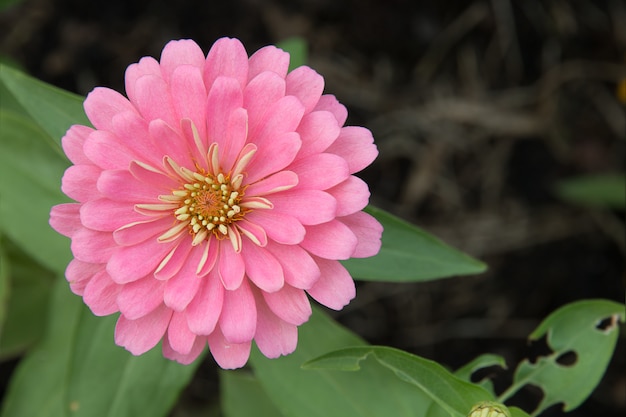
[49,38,382,369]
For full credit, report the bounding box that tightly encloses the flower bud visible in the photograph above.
[467,401,511,417]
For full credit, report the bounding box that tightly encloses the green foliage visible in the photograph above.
[303,345,494,417]
[343,206,487,282]
[0,64,90,144]
[454,354,507,396]
[499,299,625,415]
[0,238,55,359]
[556,174,625,209]
[0,278,200,417]
[0,110,72,272]
[221,371,285,417]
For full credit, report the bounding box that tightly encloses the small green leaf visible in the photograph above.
[556,174,625,209]
[1,277,200,417]
[500,299,625,414]
[221,371,285,417]
[0,64,90,144]
[509,407,531,417]
[277,37,308,71]
[455,354,507,396]
[304,346,494,417]
[0,110,71,272]
[342,206,487,282]
[0,238,55,359]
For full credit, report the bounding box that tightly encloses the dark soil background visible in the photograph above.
[1,0,625,416]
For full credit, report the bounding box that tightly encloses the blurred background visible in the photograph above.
[1,0,624,416]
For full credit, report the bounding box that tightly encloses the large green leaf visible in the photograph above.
[454,354,507,397]
[556,174,625,209]
[0,110,71,272]
[0,64,90,144]
[0,238,55,359]
[342,206,487,282]
[303,345,494,417]
[1,277,200,417]
[0,236,8,336]
[221,371,285,417]
[499,299,625,415]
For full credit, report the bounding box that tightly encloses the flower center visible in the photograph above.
[173,171,245,239]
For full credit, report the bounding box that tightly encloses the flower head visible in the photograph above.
[50,38,382,368]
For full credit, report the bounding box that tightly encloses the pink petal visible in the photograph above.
[80,199,145,232]
[300,219,358,260]
[97,169,159,203]
[71,228,117,263]
[244,210,305,245]
[148,119,196,172]
[306,257,355,310]
[244,71,286,135]
[245,170,299,196]
[204,37,249,91]
[254,292,298,358]
[285,66,324,114]
[163,334,206,365]
[62,125,94,165]
[235,219,268,247]
[288,153,349,191]
[109,111,163,167]
[248,45,290,81]
[314,94,347,126]
[159,39,206,82]
[327,176,370,217]
[117,275,166,320]
[240,243,284,293]
[115,303,173,356]
[84,87,137,131]
[167,310,197,355]
[186,268,224,335]
[218,241,245,290]
[247,95,304,155]
[83,130,137,170]
[61,164,102,203]
[265,241,321,289]
[220,108,248,173]
[66,259,104,295]
[339,211,383,258]
[82,269,121,316]
[133,74,178,128]
[154,235,194,280]
[169,65,208,147]
[125,56,161,106]
[207,327,251,369]
[296,111,341,159]
[262,284,312,325]
[269,189,336,225]
[49,203,82,238]
[325,126,378,174]
[205,76,243,151]
[129,159,179,191]
[163,245,205,311]
[107,238,175,284]
[113,216,173,246]
[219,279,256,344]
[243,131,301,183]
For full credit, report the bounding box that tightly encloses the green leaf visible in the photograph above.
[342,206,487,282]
[221,371,285,417]
[0,236,8,333]
[455,354,507,397]
[0,238,55,359]
[556,174,625,209]
[0,110,71,272]
[509,407,531,417]
[1,277,200,417]
[0,64,90,144]
[277,37,308,71]
[304,345,494,417]
[500,299,625,415]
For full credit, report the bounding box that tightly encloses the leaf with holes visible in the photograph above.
[455,354,507,397]
[501,299,625,415]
